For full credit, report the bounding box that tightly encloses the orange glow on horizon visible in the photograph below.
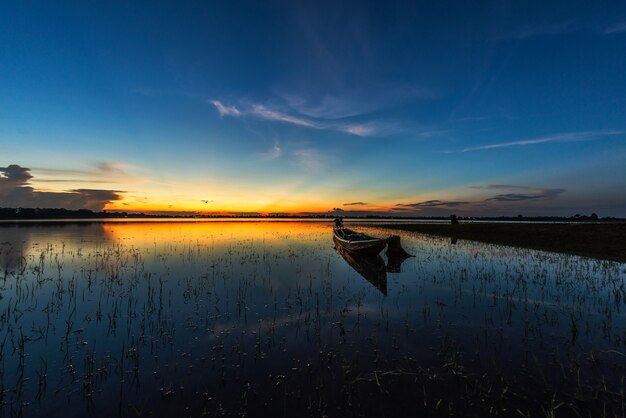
[99,183,461,216]
[103,200,382,216]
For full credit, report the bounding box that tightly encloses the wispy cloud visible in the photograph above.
[293,148,325,171]
[251,105,317,128]
[337,121,401,137]
[395,200,469,209]
[31,161,139,186]
[211,99,397,137]
[210,100,242,117]
[468,185,565,202]
[34,162,128,177]
[35,179,116,184]
[340,124,376,136]
[604,22,626,34]
[416,129,452,138]
[343,202,367,206]
[278,94,362,119]
[460,130,623,152]
[260,142,283,160]
[277,84,435,120]
[501,20,626,39]
[252,103,389,136]
[469,184,518,191]
[511,22,577,39]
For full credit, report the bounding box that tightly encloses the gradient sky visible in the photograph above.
[1,1,626,216]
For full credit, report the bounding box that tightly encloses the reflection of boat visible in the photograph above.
[334,239,387,295]
[386,253,412,273]
[333,227,387,256]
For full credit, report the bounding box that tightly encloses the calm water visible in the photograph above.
[1,221,625,417]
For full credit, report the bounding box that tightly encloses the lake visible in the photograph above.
[1,220,625,417]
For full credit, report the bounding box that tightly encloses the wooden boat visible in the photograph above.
[333,227,387,256]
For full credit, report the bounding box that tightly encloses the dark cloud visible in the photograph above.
[469,185,565,202]
[0,164,123,211]
[343,202,367,206]
[0,164,32,188]
[487,189,564,202]
[331,207,344,212]
[467,184,565,202]
[395,200,469,208]
[96,162,126,175]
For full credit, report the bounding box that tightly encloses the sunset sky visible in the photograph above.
[1,1,626,216]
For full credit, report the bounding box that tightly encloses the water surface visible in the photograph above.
[1,220,625,417]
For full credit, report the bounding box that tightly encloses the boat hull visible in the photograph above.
[333,229,387,256]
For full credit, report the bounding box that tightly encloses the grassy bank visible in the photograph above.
[372,222,626,263]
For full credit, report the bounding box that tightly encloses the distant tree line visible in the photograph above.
[0,207,621,221]
[453,213,615,222]
[0,207,157,219]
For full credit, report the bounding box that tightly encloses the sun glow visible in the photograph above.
[103,195,338,216]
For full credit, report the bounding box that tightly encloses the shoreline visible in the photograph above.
[371,222,626,263]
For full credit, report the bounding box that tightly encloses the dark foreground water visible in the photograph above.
[1,220,625,417]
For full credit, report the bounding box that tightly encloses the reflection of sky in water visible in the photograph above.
[1,221,625,417]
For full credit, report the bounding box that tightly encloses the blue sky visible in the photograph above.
[1,1,625,216]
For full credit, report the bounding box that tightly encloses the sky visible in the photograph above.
[1,1,626,217]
